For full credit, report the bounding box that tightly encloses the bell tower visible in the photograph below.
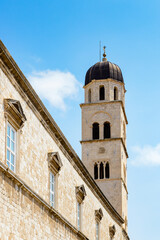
[80,47,128,228]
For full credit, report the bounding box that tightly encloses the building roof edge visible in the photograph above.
[0,40,124,225]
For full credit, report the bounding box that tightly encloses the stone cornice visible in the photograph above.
[80,100,128,125]
[75,185,87,203]
[0,161,89,240]
[4,98,27,128]
[122,228,130,240]
[48,152,63,175]
[80,138,129,158]
[0,40,124,226]
[95,208,103,222]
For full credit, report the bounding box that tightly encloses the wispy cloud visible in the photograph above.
[28,70,81,110]
[31,56,42,63]
[131,144,160,166]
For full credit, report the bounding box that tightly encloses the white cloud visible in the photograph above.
[131,144,160,166]
[28,70,81,110]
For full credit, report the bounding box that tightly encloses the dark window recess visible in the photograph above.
[100,162,104,179]
[105,163,110,178]
[104,122,111,139]
[93,123,99,140]
[94,164,98,179]
[114,87,118,100]
[100,86,105,100]
[88,89,91,103]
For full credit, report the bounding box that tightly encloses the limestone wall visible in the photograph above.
[84,79,125,104]
[0,64,127,239]
[81,102,122,141]
[81,78,128,224]
[0,171,84,240]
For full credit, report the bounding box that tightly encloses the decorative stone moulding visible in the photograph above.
[109,225,116,239]
[98,147,105,154]
[75,185,86,203]
[4,99,27,128]
[95,208,103,222]
[48,152,63,174]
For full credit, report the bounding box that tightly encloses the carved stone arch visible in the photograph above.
[75,184,86,203]
[104,121,111,139]
[99,162,104,179]
[92,122,99,139]
[94,162,98,179]
[95,208,103,222]
[90,111,112,126]
[105,162,110,179]
[114,86,118,100]
[48,152,63,175]
[4,99,27,128]
[99,85,105,100]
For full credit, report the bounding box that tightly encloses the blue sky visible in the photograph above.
[1,0,160,239]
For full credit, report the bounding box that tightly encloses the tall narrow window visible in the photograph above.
[88,89,91,103]
[100,162,104,179]
[105,162,110,179]
[75,185,86,231]
[99,86,105,100]
[93,123,99,140]
[50,172,55,207]
[77,202,81,230]
[95,208,103,239]
[48,152,63,209]
[96,222,99,240]
[6,123,16,172]
[94,163,98,179]
[104,122,111,139]
[114,87,118,100]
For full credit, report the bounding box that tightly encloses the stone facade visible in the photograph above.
[0,41,129,240]
[81,69,128,226]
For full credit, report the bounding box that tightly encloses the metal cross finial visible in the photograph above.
[102,45,107,61]
[103,46,106,57]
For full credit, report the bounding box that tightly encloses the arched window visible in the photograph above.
[99,86,105,100]
[100,162,104,179]
[92,123,99,140]
[94,163,98,179]
[105,162,110,178]
[88,89,91,103]
[104,122,111,139]
[114,87,118,100]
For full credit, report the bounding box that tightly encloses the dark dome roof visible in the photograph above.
[85,61,124,86]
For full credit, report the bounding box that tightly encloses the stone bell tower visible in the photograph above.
[80,47,128,227]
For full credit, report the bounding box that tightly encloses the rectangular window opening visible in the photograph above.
[6,122,16,172]
[77,202,81,230]
[96,222,99,240]
[50,172,55,207]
